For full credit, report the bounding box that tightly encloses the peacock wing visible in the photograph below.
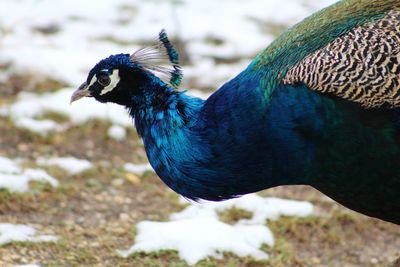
[282,10,400,108]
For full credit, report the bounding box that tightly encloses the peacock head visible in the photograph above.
[70,29,182,106]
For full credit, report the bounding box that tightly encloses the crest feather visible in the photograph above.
[130,29,183,88]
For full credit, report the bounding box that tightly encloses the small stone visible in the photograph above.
[99,160,111,167]
[125,173,140,185]
[312,257,321,264]
[119,213,130,221]
[370,258,378,265]
[94,194,106,202]
[65,220,75,226]
[113,195,125,204]
[112,178,125,187]
[66,255,75,261]
[90,242,100,248]
[11,254,20,260]
[110,227,127,234]
[77,217,85,224]
[18,143,29,152]
[82,204,91,211]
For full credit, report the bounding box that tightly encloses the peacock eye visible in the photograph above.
[97,75,111,87]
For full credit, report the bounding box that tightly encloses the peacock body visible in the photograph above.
[72,0,400,224]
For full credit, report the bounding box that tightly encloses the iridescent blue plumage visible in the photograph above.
[138,73,341,202]
[72,0,400,225]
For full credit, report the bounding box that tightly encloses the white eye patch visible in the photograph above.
[88,74,98,88]
[99,69,120,95]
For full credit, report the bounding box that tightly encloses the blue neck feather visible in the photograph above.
[125,65,322,201]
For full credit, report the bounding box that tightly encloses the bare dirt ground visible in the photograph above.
[0,77,399,267]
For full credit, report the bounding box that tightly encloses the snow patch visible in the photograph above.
[0,156,58,192]
[0,223,58,245]
[14,117,64,136]
[107,125,127,141]
[0,157,21,174]
[36,157,92,175]
[118,194,313,265]
[0,89,133,128]
[174,194,313,225]
[123,163,154,176]
[119,218,273,265]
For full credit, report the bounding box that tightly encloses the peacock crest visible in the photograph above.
[130,29,183,88]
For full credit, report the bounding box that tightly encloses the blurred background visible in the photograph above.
[0,0,399,266]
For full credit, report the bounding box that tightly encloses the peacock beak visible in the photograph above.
[70,82,91,103]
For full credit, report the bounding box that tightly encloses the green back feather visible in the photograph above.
[254,0,400,72]
[249,0,400,100]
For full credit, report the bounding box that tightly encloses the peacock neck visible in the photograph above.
[124,68,310,201]
[129,81,203,139]
[128,79,214,200]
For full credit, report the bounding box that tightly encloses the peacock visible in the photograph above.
[71,0,400,225]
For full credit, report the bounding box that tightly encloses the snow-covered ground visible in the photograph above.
[0,0,339,264]
[124,162,154,176]
[0,0,336,87]
[0,223,57,266]
[36,157,92,175]
[0,157,58,192]
[119,195,313,265]
[0,89,131,135]
[0,223,58,245]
